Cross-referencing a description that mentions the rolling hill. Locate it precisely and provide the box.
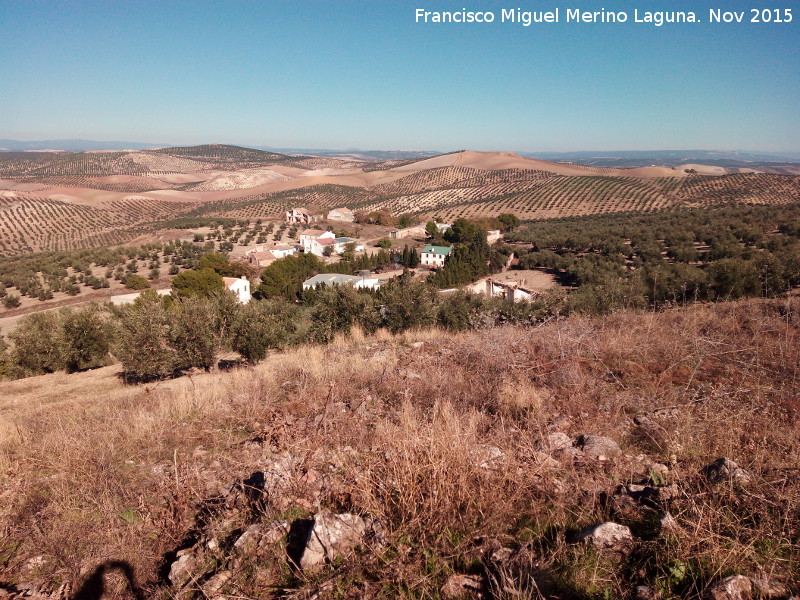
[1,144,799,255]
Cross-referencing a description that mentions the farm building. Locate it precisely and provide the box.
[245,244,296,267]
[285,207,319,224]
[389,225,427,240]
[245,251,275,267]
[468,277,538,302]
[223,276,251,304]
[420,245,451,268]
[302,273,381,291]
[327,207,355,222]
[307,236,362,257]
[307,236,337,257]
[110,288,172,306]
[300,229,334,252]
[486,229,502,244]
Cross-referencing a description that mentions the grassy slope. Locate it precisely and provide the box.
[1,298,798,597]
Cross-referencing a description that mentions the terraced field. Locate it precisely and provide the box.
[0,194,198,255]
[676,173,800,205]
[1,145,798,257]
[0,152,151,177]
[187,184,377,220]
[370,166,553,197]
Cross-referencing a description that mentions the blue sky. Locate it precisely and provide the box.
[1,0,798,152]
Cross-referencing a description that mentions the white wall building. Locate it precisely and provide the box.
[420,245,452,268]
[468,277,538,302]
[223,276,251,304]
[302,273,381,290]
[110,288,172,306]
[327,207,355,222]
[300,229,335,252]
[486,229,502,244]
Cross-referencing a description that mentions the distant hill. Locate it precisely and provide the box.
[1,145,799,256]
[0,139,170,152]
[255,146,444,161]
[523,149,800,171]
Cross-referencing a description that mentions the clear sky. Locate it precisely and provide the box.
[1,0,798,152]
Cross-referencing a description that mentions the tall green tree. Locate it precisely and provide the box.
[258,253,324,301]
[170,297,229,370]
[10,312,65,375]
[379,278,437,334]
[172,268,225,299]
[115,296,176,379]
[61,304,114,372]
[232,299,306,363]
[308,285,380,343]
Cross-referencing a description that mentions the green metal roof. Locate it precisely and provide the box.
[421,245,451,256]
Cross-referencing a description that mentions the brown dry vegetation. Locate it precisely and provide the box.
[1,298,798,598]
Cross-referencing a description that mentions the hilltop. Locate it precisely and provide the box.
[0,298,797,598]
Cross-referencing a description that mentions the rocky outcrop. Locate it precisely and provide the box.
[706,575,791,600]
[577,435,622,461]
[703,458,752,486]
[294,512,384,571]
[573,522,634,550]
[441,573,485,599]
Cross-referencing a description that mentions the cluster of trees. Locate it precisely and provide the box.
[0,277,557,381]
[256,246,421,301]
[0,239,227,308]
[509,203,800,312]
[2,304,115,378]
[427,219,512,288]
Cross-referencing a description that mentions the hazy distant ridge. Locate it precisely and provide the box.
[0,139,170,152]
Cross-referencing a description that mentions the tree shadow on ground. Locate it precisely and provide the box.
[71,560,144,600]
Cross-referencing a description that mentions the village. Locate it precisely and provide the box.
[207,206,552,304]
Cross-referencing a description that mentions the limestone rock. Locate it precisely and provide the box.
[659,512,679,532]
[201,570,232,596]
[648,462,670,484]
[168,549,198,587]
[441,573,484,599]
[297,512,381,570]
[750,578,789,598]
[531,450,561,470]
[233,523,263,554]
[539,432,572,452]
[574,522,633,550]
[472,445,505,469]
[578,435,622,460]
[703,458,752,486]
[706,575,752,600]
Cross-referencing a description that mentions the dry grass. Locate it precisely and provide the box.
[1,298,798,598]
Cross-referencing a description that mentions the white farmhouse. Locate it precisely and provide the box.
[223,276,251,304]
[420,245,452,268]
[300,229,335,252]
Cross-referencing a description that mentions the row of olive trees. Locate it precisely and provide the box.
[1,291,300,380]
[1,279,560,381]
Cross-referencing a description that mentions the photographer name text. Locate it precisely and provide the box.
[414,7,794,27]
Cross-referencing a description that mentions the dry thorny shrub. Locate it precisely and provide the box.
[0,298,797,597]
